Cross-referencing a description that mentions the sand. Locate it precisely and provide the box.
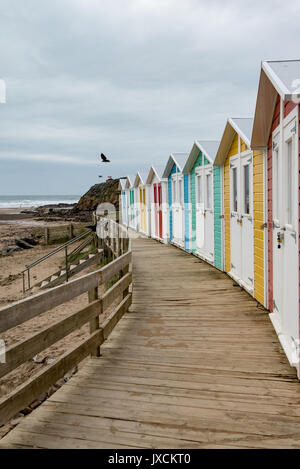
[0,209,118,438]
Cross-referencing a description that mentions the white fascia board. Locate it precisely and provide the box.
[228,118,251,148]
[262,61,290,99]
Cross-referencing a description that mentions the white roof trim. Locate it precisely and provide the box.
[133,171,147,187]
[195,141,216,164]
[214,118,252,166]
[162,153,189,178]
[262,61,290,99]
[146,165,166,184]
[182,140,219,174]
[125,176,134,189]
[118,179,126,190]
[228,118,251,148]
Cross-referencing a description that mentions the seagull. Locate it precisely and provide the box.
[100,153,110,163]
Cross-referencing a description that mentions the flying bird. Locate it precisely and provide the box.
[100,153,110,163]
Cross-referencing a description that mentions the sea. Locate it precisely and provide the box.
[0,195,80,209]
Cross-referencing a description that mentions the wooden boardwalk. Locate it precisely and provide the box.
[1,237,300,449]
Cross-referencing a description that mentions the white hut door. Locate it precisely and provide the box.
[204,166,214,263]
[172,174,184,246]
[230,157,242,281]
[195,169,204,254]
[272,113,299,351]
[195,166,214,262]
[240,153,254,291]
[230,153,253,291]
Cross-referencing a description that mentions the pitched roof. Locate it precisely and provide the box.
[145,164,167,184]
[251,59,300,148]
[118,179,126,190]
[133,171,148,187]
[125,175,135,189]
[182,140,220,173]
[214,118,253,166]
[162,153,189,178]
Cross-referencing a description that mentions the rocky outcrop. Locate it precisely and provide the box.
[34,179,121,223]
[72,178,120,212]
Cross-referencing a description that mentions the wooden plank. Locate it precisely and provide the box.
[1,237,300,449]
[0,300,102,379]
[102,273,132,312]
[88,287,100,358]
[0,250,131,333]
[0,330,103,426]
[49,250,103,288]
[0,270,100,333]
[100,250,132,283]
[102,294,132,339]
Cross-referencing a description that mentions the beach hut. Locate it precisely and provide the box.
[146,165,169,243]
[182,140,222,269]
[214,117,267,305]
[251,59,300,372]
[124,175,137,230]
[162,154,189,251]
[118,179,128,226]
[133,171,151,236]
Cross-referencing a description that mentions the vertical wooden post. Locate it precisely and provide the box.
[45,227,49,245]
[65,247,69,282]
[117,224,122,257]
[68,223,74,240]
[88,287,101,357]
[113,223,116,259]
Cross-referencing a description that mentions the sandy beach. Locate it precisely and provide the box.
[0,208,73,304]
[0,208,116,438]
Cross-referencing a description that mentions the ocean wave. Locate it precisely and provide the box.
[0,199,79,208]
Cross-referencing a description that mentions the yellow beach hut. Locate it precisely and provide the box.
[214,118,267,307]
[133,171,151,237]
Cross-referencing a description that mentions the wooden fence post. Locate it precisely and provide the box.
[88,287,101,357]
[68,223,74,240]
[45,227,49,245]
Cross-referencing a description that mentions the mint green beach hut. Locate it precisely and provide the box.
[182,140,223,270]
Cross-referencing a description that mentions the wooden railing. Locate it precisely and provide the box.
[0,221,132,426]
[21,229,94,292]
[97,217,129,260]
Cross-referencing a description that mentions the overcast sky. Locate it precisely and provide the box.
[0,0,300,195]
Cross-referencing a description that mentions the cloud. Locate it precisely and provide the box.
[0,0,300,193]
[0,151,96,165]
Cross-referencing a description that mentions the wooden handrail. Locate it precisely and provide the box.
[0,250,131,333]
[0,219,132,426]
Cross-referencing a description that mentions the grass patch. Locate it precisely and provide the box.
[62,245,96,267]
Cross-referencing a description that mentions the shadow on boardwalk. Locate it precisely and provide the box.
[1,238,300,449]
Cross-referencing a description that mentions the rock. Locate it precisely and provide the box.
[37,392,48,403]
[30,400,41,409]
[56,378,65,388]
[11,415,24,426]
[22,237,38,246]
[15,238,34,249]
[47,386,58,397]
[33,355,45,364]
[46,358,55,365]
[73,179,120,212]
[21,407,32,416]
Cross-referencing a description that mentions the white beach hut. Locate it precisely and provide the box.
[133,171,151,237]
[146,165,169,243]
